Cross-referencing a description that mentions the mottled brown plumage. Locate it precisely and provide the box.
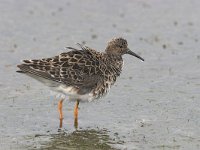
[17,37,144,101]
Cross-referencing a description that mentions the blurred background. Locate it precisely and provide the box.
[0,0,200,149]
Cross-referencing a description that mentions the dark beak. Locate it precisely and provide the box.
[126,49,144,61]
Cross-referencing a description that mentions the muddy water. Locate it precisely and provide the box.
[0,0,200,149]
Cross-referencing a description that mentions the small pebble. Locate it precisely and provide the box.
[112,24,117,28]
[91,34,97,39]
[162,44,167,49]
[174,21,178,26]
[13,44,17,48]
[178,42,183,45]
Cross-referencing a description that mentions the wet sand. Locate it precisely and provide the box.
[0,0,200,149]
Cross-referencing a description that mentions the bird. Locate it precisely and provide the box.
[17,37,144,128]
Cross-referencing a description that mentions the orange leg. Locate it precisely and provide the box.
[58,99,64,128]
[74,100,79,129]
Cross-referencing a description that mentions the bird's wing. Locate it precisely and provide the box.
[58,49,105,86]
[17,48,105,90]
[17,55,61,82]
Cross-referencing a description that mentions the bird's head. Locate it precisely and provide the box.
[105,37,144,61]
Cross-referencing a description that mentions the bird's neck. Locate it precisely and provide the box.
[102,53,123,76]
[105,53,123,63]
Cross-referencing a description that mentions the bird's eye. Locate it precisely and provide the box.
[119,45,123,48]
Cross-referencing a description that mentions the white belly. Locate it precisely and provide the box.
[54,85,95,102]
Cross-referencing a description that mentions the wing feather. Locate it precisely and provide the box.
[17,47,105,91]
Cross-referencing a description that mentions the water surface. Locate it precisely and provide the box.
[0,0,200,149]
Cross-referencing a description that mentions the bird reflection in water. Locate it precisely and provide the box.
[29,129,123,150]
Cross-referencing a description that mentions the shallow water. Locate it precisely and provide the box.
[0,0,200,149]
